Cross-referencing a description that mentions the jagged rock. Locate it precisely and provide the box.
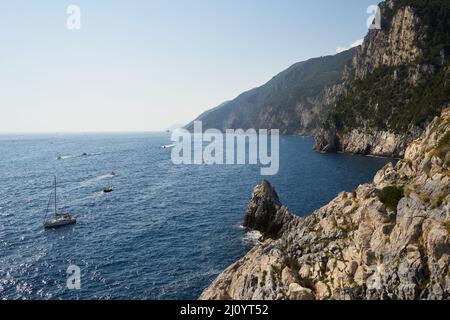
[354,3,422,79]
[313,126,338,153]
[281,267,296,287]
[200,107,450,300]
[287,283,314,300]
[243,180,293,238]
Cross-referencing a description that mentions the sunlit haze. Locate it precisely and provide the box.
[0,0,375,132]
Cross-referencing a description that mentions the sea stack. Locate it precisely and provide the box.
[243,180,292,239]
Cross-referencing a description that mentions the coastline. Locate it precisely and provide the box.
[200,108,450,300]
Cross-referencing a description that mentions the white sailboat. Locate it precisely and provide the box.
[43,176,76,228]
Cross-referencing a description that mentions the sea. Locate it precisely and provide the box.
[0,133,393,299]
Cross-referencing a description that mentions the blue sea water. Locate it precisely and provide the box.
[0,133,392,299]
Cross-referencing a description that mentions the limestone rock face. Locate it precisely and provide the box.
[243,180,293,239]
[200,108,450,300]
[354,4,422,79]
[313,126,339,153]
[315,128,421,158]
[314,1,449,158]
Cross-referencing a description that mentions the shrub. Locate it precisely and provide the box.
[431,194,446,209]
[442,221,450,234]
[435,132,450,160]
[260,270,267,287]
[379,186,404,212]
[419,193,431,203]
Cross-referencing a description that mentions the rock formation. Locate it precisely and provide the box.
[200,107,450,300]
[243,180,293,239]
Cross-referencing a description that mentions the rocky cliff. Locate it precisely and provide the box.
[200,107,450,300]
[314,0,450,157]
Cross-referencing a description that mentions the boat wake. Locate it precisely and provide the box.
[161,144,176,149]
[242,230,263,246]
[56,152,102,160]
[95,172,116,181]
[79,172,116,187]
[56,155,76,160]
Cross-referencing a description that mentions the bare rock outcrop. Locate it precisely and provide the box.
[243,180,293,239]
[200,107,450,300]
[315,127,421,158]
[354,3,423,80]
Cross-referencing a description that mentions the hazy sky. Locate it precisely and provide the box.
[0,0,376,132]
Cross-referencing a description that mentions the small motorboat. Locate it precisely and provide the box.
[57,156,63,160]
[44,177,76,229]
[103,172,115,193]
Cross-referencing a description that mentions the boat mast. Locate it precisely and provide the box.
[54,176,57,216]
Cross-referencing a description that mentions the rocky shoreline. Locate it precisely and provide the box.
[200,108,450,300]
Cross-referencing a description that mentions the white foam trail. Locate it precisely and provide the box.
[56,152,102,160]
[57,155,76,160]
[79,172,115,187]
[95,173,115,181]
[161,144,176,149]
[242,230,263,245]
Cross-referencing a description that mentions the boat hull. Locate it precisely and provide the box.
[44,218,76,229]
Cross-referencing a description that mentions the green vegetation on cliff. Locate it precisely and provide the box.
[328,59,450,133]
[379,186,404,212]
[386,0,450,62]
[326,0,450,134]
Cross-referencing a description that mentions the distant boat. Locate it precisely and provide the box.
[43,176,76,229]
[161,144,176,149]
[57,156,63,160]
[103,173,114,193]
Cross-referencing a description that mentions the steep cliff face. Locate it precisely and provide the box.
[315,0,450,157]
[354,3,423,79]
[200,107,450,300]
[185,49,355,135]
[243,180,293,239]
[314,126,416,157]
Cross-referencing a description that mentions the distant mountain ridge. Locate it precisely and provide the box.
[185,48,356,135]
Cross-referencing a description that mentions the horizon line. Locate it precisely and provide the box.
[0,130,171,135]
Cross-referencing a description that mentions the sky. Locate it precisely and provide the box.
[0,0,378,133]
